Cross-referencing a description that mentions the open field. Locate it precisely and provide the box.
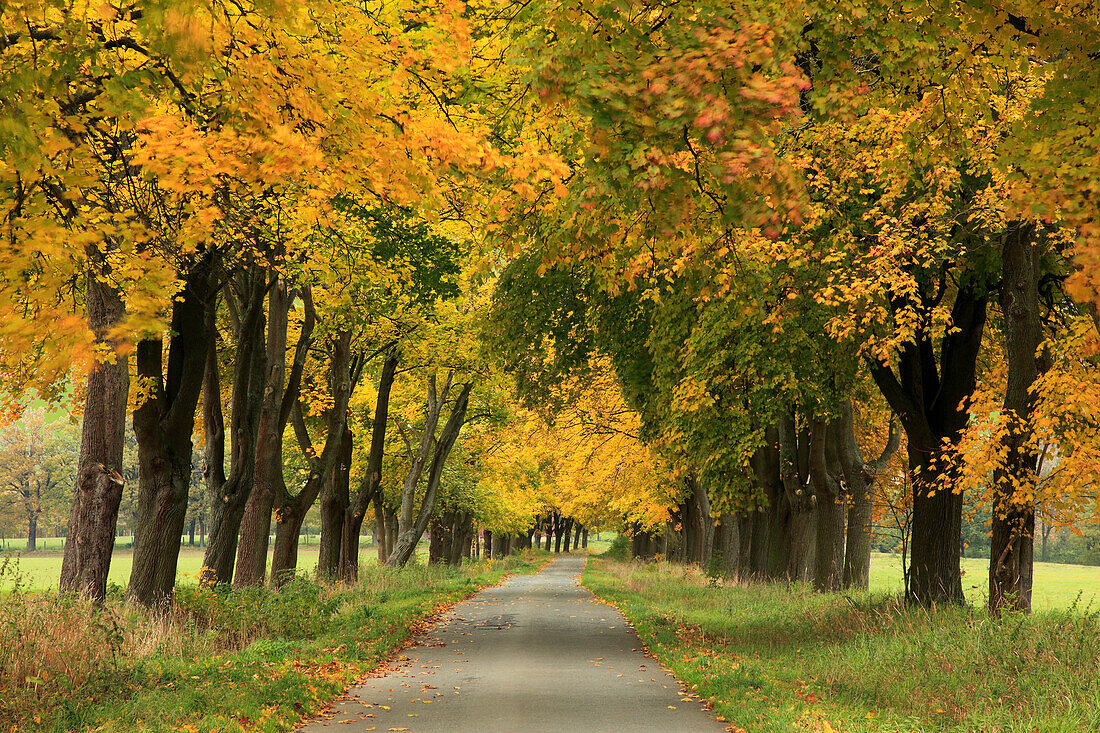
[868,552,1100,610]
[6,540,1096,608]
[1,539,429,590]
[584,557,1100,733]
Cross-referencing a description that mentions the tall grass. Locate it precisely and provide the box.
[584,558,1100,732]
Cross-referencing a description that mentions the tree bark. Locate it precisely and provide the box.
[716,514,740,580]
[869,282,987,605]
[271,329,359,586]
[560,517,575,554]
[990,223,1045,615]
[60,270,128,604]
[779,412,814,582]
[318,425,352,578]
[839,400,900,590]
[387,381,473,567]
[128,261,215,607]
[340,351,398,581]
[810,416,845,592]
[234,283,314,587]
[200,275,268,586]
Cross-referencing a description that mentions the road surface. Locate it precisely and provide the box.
[299,555,725,732]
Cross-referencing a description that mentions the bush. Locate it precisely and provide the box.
[602,534,631,560]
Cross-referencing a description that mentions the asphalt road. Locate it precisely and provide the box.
[298,555,726,732]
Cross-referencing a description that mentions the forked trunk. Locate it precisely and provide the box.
[128,262,214,607]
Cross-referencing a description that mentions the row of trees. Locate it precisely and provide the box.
[484,0,1100,614]
[4,1,1100,617]
[0,0,562,605]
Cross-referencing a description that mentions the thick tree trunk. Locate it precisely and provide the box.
[200,275,267,586]
[840,401,899,591]
[341,352,398,581]
[271,329,358,586]
[128,263,214,607]
[60,271,128,604]
[429,519,446,564]
[842,486,874,590]
[690,476,713,567]
[811,417,846,593]
[385,506,397,559]
[582,527,588,548]
[716,514,740,580]
[318,426,352,578]
[779,413,814,582]
[870,285,987,606]
[738,513,755,578]
[233,282,313,587]
[270,505,307,585]
[560,517,574,554]
[990,223,1044,615]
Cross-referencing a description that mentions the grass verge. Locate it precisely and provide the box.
[1,551,548,732]
[583,557,1100,733]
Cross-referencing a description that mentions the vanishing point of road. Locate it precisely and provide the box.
[299,555,726,732]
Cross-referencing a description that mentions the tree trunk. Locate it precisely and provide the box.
[582,527,588,548]
[779,412,814,582]
[689,476,713,567]
[869,284,987,606]
[376,504,390,562]
[60,270,128,604]
[839,400,900,591]
[811,416,846,593]
[560,517,574,554]
[318,425,352,578]
[128,263,214,607]
[385,506,397,560]
[341,352,398,581]
[429,518,446,564]
[387,381,474,567]
[233,282,314,587]
[23,510,37,552]
[200,275,268,586]
[716,514,740,580]
[271,328,358,586]
[990,223,1045,615]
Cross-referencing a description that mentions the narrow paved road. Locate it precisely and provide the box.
[299,555,725,732]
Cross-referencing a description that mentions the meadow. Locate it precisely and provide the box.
[867,552,1100,610]
[0,537,424,590]
[584,557,1100,732]
[6,540,1097,609]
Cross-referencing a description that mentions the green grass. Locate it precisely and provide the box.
[868,552,1100,610]
[583,557,1100,733]
[1,550,549,732]
[1,539,426,591]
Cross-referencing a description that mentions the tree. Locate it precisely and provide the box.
[0,410,78,551]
